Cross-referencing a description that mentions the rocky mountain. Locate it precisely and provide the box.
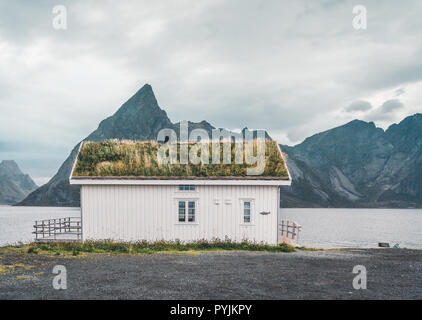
[17,83,422,208]
[17,84,215,207]
[0,160,37,205]
[280,114,422,208]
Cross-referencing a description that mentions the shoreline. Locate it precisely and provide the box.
[2,207,422,249]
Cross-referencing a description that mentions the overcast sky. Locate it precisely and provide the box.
[1,0,422,185]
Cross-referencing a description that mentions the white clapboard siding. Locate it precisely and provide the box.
[81,185,279,244]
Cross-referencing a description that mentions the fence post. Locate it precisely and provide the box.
[297,226,300,242]
[77,221,80,241]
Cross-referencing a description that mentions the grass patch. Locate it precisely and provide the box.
[296,246,324,251]
[0,263,35,275]
[73,140,288,178]
[0,265,10,275]
[16,275,31,281]
[4,240,296,256]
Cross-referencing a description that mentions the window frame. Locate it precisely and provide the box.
[176,185,198,193]
[175,198,199,225]
[239,198,255,226]
[243,201,251,223]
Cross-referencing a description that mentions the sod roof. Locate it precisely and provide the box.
[72,140,289,180]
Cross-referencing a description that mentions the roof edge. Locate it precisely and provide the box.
[69,141,84,184]
[277,143,292,182]
[70,178,291,186]
[70,175,289,181]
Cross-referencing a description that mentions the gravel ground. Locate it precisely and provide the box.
[0,248,421,299]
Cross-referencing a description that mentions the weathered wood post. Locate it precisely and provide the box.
[77,221,81,241]
[297,225,301,242]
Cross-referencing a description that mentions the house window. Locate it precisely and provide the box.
[188,201,195,222]
[243,201,251,223]
[178,201,186,222]
[178,200,196,222]
[178,185,196,191]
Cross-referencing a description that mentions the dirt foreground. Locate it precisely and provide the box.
[1,248,421,299]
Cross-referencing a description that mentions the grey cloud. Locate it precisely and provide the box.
[365,99,405,121]
[0,0,421,180]
[395,88,405,96]
[345,100,373,112]
[381,99,404,113]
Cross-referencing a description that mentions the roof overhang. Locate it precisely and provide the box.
[69,177,291,186]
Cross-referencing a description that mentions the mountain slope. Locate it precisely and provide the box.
[18,82,422,208]
[280,114,422,208]
[0,160,38,205]
[17,84,212,207]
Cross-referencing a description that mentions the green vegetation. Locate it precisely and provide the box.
[73,139,288,178]
[0,263,35,275]
[296,246,324,251]
[2,240,296,256]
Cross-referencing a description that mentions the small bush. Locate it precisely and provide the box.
[27,246,40,254]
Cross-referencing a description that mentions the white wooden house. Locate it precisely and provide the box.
[69,140,291,245]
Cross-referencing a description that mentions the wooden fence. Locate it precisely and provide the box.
[279,220,301,243]
[33,217,82,242]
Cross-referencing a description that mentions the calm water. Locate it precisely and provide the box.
[281,208,422,249]
[0,206,80,246]
[0,206,421,248]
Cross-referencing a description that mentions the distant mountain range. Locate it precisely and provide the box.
[280,114,422,208]
[0,160,37,205]
[16,84,422,208]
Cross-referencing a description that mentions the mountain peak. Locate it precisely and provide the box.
[119,83,158,113]
[387,113,422,132]
[344,119,376,129]
[0,160,21,175]
[0,160,37,204]
[86,84,173,142]
[385,113,422,149]
[133,83,153,97]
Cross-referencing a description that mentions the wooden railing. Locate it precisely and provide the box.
[279,220,301,243]
[33,217,82,242]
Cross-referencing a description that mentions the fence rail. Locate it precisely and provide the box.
[279,220,301,244]
[33,217,82,242]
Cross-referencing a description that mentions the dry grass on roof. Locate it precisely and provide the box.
[72,139,288,178]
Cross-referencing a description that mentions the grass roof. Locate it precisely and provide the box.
[72,140,289,179]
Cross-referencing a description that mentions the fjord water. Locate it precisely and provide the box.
[0,206,421,248]
[0,206,80,246]
[281,208,422,249]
